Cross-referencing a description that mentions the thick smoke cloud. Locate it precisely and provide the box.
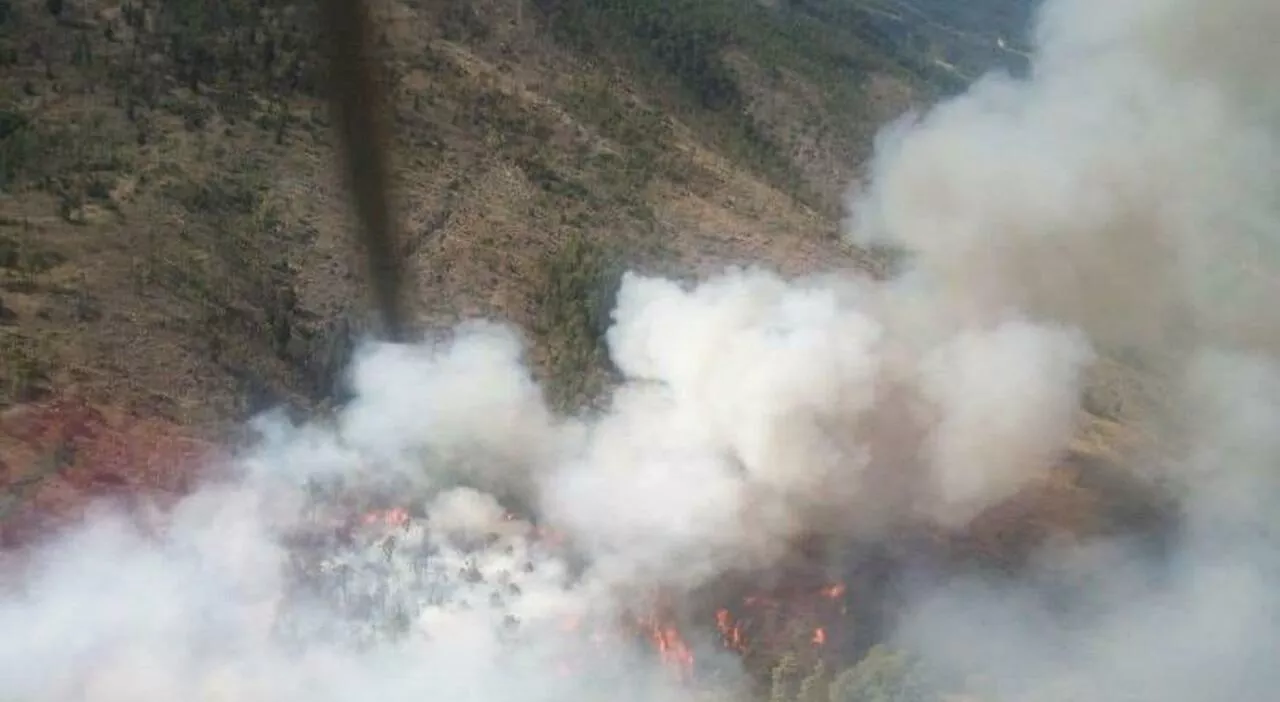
[850,0,1280,699]
[2,0,1279,699]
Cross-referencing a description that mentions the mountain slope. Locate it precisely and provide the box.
[0,0,948,430]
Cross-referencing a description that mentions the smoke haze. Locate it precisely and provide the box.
[4,0,1280,700]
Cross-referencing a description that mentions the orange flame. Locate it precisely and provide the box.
[715,608,746,652]
[361,507,410,527]
[352,507,855,678]
[820,583,846,599]
[637,615,694,679]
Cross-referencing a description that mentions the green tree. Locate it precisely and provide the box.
[829,646,937,702]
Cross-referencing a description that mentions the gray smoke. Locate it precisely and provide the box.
[849,0,1280,699]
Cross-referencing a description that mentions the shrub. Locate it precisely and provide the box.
[0,110,33,191]
[538,0,743,110]
[829,646,937,702]
[764,646,942,702]
[533,231,625,409]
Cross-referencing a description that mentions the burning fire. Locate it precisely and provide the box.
[636,614,695,679]
[347,503,852,682]
[716,608,746,651]
[361,507,410,527]
[719,581,848,646]
[633,575,850,681]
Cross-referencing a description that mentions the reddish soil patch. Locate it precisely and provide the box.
[0,395,217,549]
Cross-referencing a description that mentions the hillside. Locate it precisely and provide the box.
[0,0,979,581]
[0,0,957,431]
[1,0,1236,700]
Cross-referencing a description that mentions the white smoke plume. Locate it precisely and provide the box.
[846,0,1280,699]
[2,0,1279,699]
